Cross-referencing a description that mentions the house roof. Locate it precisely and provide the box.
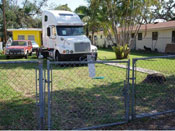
[118,21,175,32]
[138,21,175,31]
[7,28,42,32]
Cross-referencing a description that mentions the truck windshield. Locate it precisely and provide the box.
[56,26,84,36]
[11,41,27,46]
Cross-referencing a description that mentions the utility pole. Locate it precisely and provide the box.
[2,0,7,46]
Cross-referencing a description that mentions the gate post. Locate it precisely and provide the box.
[126,59,130,121]
[47,60,51,129]
[38,60,44,129]
[131,59,136,120]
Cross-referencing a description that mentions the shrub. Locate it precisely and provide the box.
[112,44,130,59]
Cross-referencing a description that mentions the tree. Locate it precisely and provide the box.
[85,0,160,59]
[75,2,101,44]
[98,0,159,45]
[153,0,175,21]
[0,0,47,29]
[54,4,71,11]
[75,6,90,36]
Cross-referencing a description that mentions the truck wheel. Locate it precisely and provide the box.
[55,51,61,61]
[95,53,98,61]
[36,49,39,58]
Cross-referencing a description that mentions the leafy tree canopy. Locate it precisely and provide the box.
[153,0,175,21]
[54,4,71,11]
[0,0,47,29]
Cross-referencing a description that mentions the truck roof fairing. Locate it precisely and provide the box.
[44,10,84,26]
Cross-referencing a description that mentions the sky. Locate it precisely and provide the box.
[17,0,89,11]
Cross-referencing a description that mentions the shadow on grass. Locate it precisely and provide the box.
[50,81,126,130]
[0,81,126,130]
[135,75,175,115]
[0,98,38,130]
[1,72,174,129]
[130,50,163,57]
[0,54,38,60]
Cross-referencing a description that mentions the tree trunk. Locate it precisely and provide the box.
[91,31,94,45]
[86,25,89,37]
[2,0,7,46]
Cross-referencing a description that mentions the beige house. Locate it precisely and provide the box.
[95,21,175,53]
[133,21,175,53]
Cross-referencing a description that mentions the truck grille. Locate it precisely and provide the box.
[74,42,90,52]
[9,49,22,54]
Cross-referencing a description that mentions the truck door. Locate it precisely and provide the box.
[47,26,57,49]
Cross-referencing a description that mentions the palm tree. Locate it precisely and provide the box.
[75,2,101,45]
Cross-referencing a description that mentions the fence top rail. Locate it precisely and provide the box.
[0,60,39,64]
[48,60,129,65]
[133,55,175,61]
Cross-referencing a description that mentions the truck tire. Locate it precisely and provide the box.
[36,49,39,58]
[95,53,98,61]
[55,51,61,61]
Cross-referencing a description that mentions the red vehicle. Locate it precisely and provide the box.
[5,40,33,59]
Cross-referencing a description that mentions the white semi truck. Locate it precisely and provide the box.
[39,10,97,61]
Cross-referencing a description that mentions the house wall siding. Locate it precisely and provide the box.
[136,29,173,52]
[12,30,42,47]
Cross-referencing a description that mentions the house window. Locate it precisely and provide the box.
[172,31,175,43]
[138,33,142,40]
[28,35,35,41]
[18,35,25,40]
[152,32,158,40]
[94,35,97,40]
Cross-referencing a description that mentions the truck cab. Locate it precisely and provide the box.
[41,10,97,61]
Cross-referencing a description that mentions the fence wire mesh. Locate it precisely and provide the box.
[0,61,40,130]
[47,61,129,130]
[132,56,175,118]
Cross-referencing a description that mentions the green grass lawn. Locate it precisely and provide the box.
[97,48,162,60]
[0,49,175,129]
[0,63,38,129]
[98,48,175,75]
[0,54,37,61]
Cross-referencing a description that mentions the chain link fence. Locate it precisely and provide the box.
[46,60,130,130]
[1,55,175,130]
[131,55,175,119]
[0,60,41,129]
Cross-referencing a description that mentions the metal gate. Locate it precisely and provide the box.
[46,60,130,130]
[0,60,43,129]
[131,55,175,119]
